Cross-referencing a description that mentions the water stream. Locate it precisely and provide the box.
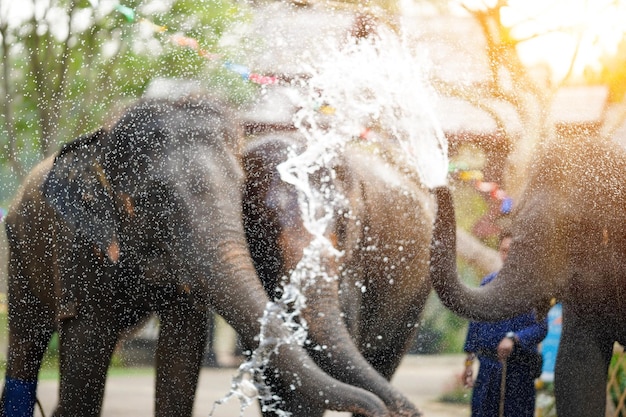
[212,14,448,417]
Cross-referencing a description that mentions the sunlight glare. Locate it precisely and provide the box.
[500,0,626,79]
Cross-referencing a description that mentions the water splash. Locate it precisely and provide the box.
[210,241,340,416]
[289,23,449,190]
[212,18,448,417]
[210,301,304,417]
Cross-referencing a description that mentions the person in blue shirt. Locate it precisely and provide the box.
[463,230,548,417]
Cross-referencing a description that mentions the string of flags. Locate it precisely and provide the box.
[449,164,513,214]
[113,3,368,125]
[114,4,279,85]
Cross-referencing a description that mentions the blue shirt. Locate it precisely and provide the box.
[464,272,548,417]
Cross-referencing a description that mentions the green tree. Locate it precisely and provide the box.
[0,0,253,203]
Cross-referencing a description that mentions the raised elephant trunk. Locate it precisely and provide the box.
[429,135,626,417]
[430,187,550,322]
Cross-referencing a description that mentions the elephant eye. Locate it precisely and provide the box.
[134,181,177,210]
[144,243,166,259]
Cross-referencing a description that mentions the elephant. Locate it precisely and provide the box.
[0,95,392,417]
[242,133,435,417]
[429,133,626,417]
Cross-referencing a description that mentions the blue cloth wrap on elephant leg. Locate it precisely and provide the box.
[3,377,37,417]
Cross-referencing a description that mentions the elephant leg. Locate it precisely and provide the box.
[554,307,612,417]
[53,313,120,417]
[360,337,412,381]
[154,301,209,417]
[357,304,422,381]
[1,269,55,417]
[357,281,429,380]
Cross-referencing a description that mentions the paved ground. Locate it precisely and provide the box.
[27,354,470,417]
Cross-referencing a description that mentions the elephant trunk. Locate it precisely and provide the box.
[430,187,546,322]
[302,271,421,416]
[193,238,390,417]
[264,312,391,417]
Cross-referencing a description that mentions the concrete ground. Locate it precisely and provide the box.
[27,354,470,417]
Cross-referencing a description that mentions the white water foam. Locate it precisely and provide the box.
[213,19,448,417]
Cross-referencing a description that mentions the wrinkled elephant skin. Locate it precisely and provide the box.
[430,135,626,417]
[0,97,389,417]
[243,134,435,417]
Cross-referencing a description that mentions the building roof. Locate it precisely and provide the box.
[225,6,609,137]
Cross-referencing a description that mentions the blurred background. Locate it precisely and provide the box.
[1,0,626,414]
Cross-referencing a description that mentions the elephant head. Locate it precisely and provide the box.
[430,134,626,417]
[243,133,435,417]
[2,96,390,417]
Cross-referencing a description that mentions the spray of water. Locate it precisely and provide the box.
[212,19,448,417]
[290,24,449,189]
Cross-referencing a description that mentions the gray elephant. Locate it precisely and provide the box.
[0,96,391,417]
[429,134,626,417]
[243,134,435,417]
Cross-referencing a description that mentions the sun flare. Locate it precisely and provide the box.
[458,0,626,81]
[502,0,626,79]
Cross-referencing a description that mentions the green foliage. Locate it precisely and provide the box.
[0,0,254,204]
[453,181,488,233]
[609,352,626,416]
[40,334,60,372]
[535,381,557,417]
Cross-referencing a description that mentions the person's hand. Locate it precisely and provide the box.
[463,365,474,388]
[497,336,515,361]
[462,355,475,388]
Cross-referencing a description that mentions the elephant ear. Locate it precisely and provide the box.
[43,129,119,259]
